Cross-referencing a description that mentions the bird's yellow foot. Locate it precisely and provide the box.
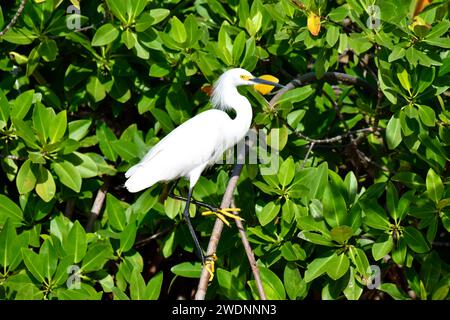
[202,208,243,227]
[204,253,218,282]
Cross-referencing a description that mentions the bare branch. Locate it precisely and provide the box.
[86,180,109,232]
[0,0,27,37]
[232,198,266,300]
[195,160,245,300]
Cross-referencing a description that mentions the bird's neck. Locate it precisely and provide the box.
[224,87,253,142]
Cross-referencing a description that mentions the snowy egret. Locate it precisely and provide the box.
[125,68,284,279]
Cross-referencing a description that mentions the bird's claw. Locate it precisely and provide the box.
[201,208,243,227]
[204,253,218,282]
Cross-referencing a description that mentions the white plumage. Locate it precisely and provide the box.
[125,68,266,193]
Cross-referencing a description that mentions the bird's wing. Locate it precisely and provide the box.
[125,110,231,179]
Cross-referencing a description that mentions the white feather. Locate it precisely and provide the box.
[124,68,255,193]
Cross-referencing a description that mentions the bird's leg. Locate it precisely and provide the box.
[183,188,216,282]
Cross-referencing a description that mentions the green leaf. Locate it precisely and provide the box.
[343,267,363,300]
[32,103,51,143]
[73,152,98,178]
[327,253,350,280]
[92,23,120,46]
[348,247,369,278]
[96,123,118,161]
[326,25,339,47]
[169,16,187,43]
[421,252,441,294]
[372,236,394,261]
[278,157,295,188]
[48,110,67,143]
[304,251,335,282]
[386,114,402,149]
[396,66,412,94]
[403,226,430,253]
[171,262,202,278]
[344,171,358,204]
[86,76,106,102]
[392,238,407,265]
[388,47,406,62]
[119,221,137,253]
[322,183,347,228]
[362,201,391,230]
[0,195,24,227]
[308,162,328,199]
[276,86,314,105]
[284,263,307,300]
[129,269,146,300]
[426,168,444,204]
[217,268,249,300]
[330,225,353,244]
[296,215,330,235]
[52,161,82,192]
[392,172,425,189]
[81,243,114,272]
[417,105,436,127]
[16,159,37,194]
[0,89,10,129]
[127,0,147,21]
[11,89,34,121]
[245,11,262,37]
[232,31,246,65]
[2,28,38,45]
[386,182,398,221]
[379,283,410,300]
[0,220,24,272]
[298,231,335,246]
[21,248,45,283]
[106,0,127,24]
[39,39,58,62]
[148,9,170,25]
[40,239,58,282]
[145,271,163,300]
[68,119,92,141]
[106,193,127,231]
[256,201,280,226]
[64,220,87,264]
[258,266,286,300]
[281,242,306,261]
[150,108,174,133]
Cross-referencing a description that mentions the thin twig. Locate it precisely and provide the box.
[86,180,109,232]
[301,142,315,169]
[232,197,266,300]
[0,0,27,37]
[134,226,174,248]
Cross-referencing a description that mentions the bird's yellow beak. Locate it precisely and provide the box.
[252,75,283,95]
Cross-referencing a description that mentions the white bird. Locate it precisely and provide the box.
[125,68,283,277]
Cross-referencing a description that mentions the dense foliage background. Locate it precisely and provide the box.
[0,0,449,300]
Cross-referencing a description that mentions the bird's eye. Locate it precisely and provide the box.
[240,75,252,81]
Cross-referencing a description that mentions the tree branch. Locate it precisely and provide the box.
[232,197,266,300]
[195,160,245,300]
[86,180,109,232]
[0,0,27,37]
[269,71,377,110]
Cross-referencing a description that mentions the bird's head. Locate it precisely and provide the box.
[212,68,284,109]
